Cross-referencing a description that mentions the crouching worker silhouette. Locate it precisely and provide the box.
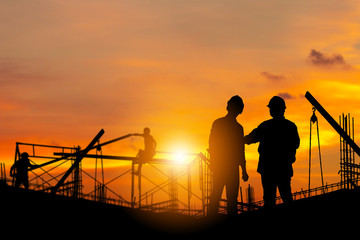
[133,127,157,175]
[245,96,300,208]
[208,95,249,216]
[10,152,37,190]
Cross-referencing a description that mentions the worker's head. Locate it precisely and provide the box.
[267,96,286,118]
[143,127,150,136]
[227,95,244,117]
[20,152,29,159]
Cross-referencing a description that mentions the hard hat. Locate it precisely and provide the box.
[20,152,29,158]
[227,95,244,110]
[267,96,286,109]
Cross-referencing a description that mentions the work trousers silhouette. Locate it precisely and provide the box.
[209,168,239,216]
[15,175,29,189]
[261,173,293,208]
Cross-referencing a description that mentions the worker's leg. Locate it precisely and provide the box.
[226,170,239,216]
[14,177,21,188]
[134,150,144,175]
[278,176,293,205]
[208,171,225,216]
[23,177,29,190]
[261,174,277,208]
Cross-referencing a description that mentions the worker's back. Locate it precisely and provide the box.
[209,115,245,172]
[246,117,300,177]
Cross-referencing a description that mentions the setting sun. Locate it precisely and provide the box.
[173,150,188,164]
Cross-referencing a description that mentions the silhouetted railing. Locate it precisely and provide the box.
[253,180,355,207]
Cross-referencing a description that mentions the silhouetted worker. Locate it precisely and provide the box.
[208,95,249,216]
[133,127,157,174]
[10,152,36,189]
[245,96,300,208]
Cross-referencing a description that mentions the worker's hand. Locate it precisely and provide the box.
[242,171,249,182]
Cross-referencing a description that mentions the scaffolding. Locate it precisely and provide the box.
[9,131,218,216]
[13,142,81,195]
[339,113,360,189]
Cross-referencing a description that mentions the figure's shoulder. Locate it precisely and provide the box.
[284,119,298,128]
[258,119,273,127]
[212,116,226,126]
[262,119,273,124]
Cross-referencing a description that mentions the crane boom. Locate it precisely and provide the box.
[305,91,360,156]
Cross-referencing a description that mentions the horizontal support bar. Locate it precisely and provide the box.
[54,153,182,165]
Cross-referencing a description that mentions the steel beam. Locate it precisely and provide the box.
[54,153,182,165]
[51,129,105,194]
[91,134,133,150]
[305,91,360,156]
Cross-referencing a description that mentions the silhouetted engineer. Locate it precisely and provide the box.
[10,152,37,190]
[133,127,157,174]
[245,96,300,208]
[208,95,249,216]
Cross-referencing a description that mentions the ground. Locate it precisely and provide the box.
[1,182,359,238]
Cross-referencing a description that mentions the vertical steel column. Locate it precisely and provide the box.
[187,164,191,215]
[138,163,142,209]
[131,160,135,208]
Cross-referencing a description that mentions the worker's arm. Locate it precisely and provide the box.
[132,133,143,137]
[28,159,38,171]
[244,126,261,145]
[239,126,249,182]
[10,163,16,177]
[239,153,248,182]
[293,125,300,150]
[208,121,218,155]
[153,139,157,151]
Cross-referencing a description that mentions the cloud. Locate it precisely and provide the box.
[353,42,360,51]
[278,92,295,100]
[307,49,352,69]
[0,58,19,75]
[0,58,52,86]
[261,72,286,82]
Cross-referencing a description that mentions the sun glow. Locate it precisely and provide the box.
[173,151,187,164]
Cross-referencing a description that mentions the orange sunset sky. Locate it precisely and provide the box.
[1,1,360,198]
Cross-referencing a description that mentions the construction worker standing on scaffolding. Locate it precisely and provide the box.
[133,127,157,174]
[245,96,300,208]
[10,152,36,190]
[208,95,249,216]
